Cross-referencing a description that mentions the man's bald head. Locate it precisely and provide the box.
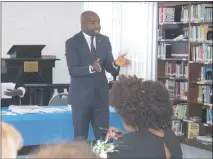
[80,11,101,36]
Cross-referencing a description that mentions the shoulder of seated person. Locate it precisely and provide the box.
[114,132,135,145]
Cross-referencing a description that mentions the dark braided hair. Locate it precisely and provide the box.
[109,75,173,130]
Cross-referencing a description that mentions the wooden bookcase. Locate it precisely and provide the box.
[157,2,212,151]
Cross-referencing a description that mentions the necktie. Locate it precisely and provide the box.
[90,36,96,60]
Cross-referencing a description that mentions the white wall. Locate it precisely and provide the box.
[2,2,84,83]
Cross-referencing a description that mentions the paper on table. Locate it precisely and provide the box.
[39,108,69,113]
[1,83,16,99]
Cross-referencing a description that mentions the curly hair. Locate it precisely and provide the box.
[109,75,173,130]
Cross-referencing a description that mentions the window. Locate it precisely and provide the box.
[84,2,158,80]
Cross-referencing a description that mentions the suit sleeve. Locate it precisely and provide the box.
[65,39,91,78]
[103,37,120,77]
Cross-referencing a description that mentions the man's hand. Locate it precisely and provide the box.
[114,53,131,67]
[105,127,123,142]
[4,89,23,97]
[92,58,102,72]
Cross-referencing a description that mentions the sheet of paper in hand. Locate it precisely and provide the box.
[1,83,16,99]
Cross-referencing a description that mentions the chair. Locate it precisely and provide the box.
[48,93,68,106]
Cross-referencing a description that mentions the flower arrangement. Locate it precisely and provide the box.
[92,140,116,158]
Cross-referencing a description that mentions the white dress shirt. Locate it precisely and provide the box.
[82,32,118,73]
[82,32,96,51]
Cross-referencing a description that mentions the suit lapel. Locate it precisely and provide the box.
[79,31,91,53]
[78,32,93,62]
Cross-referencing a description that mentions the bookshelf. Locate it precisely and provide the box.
[157,2,212,151]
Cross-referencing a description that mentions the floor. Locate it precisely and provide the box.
[17,144,212,158]
[181,144,212,158]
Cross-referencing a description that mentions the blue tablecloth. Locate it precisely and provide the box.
[1,106,126,146]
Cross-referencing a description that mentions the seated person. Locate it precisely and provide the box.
[1,83,26,107]
[34,141,100,158]
[1,122,23,158]
[105,75,182,158]
[1,72,43,106]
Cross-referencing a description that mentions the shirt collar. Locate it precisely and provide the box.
[82,31,92,41]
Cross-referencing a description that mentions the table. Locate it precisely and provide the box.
[1,106,126,146]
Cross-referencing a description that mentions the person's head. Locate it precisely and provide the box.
[35,141,100,158]
[109,75,173,132]
[1,122,23,158]
[81,10,101,36]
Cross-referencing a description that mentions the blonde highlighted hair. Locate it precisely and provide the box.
[1,122,23,158]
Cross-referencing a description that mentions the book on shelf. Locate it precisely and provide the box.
[159,7,175,23]
[176,81,188,100]
[166,80,176,99]
[187,122,200,139]
[191,4,213,22]
[198,85,213,104]
[173,103,187,120]
[165,80,188,100]
[190,24,213,41]
[172,120,183,136]
[181,5,189,22]
[183,27,189,37]
[202,108,213,125]
[191,44,212,63]
[165,61,188,78]
[200,65,212,81]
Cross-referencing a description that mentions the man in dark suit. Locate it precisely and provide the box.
[65,11,131,140]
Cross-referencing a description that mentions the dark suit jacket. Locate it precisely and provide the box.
[65,31,119,107]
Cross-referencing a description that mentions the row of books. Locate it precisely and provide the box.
[172,117,212,138]
[200,65,212,80]
[191,4,213,21]
[165,80,188,100]
[158,43,188,59]
[198,85,212,104]
[190,24,213,41]
[172,120,199,138]
[173,104,187,120]
[172,120,198,138]
[160,4,213,23]
[165,61,188,78]
[191,45,212,63]
[181,4,213,22]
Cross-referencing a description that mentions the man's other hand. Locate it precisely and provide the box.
[92,58,102,72]
[114,53,131,67]
[4,89,23,97]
